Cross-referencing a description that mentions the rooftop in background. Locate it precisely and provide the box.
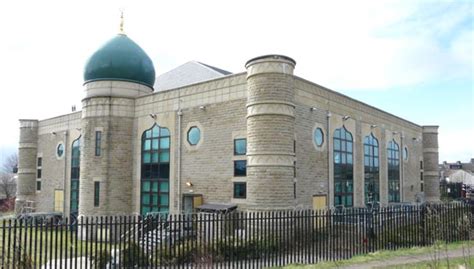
[154,61,232,91]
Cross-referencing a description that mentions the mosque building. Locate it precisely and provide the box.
[15,23,440,217]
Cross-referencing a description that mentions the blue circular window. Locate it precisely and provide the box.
[187,127,201,145]
[57,143,64,157]
[314,128,324,147]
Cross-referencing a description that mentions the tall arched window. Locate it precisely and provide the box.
[334,126,353,207]
[70,136,81,218]
[141,124,170,215]
[364,134,379,204]
[387,140,400,202]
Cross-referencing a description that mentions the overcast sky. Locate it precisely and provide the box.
[0,0,472,164]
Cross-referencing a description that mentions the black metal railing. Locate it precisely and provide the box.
[0,203,472,268]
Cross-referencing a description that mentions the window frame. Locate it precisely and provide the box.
[187,126,201,146]
[94,182,100,207]
[333,126,354,207]
[233,182,247,199]
[387,140,400,203]
[140,124,171,215]
[95,131,102,156]
[233,138,247,155]
[234,160,247,177]
[314,128,324,147]
[363,133,380,204]
[70,136,81,217]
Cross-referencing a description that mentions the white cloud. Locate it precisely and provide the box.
[439,127,474,163]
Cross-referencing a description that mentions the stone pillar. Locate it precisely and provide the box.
[422,126,440,202]
[78,81,145,217]
[15,119,38,214]
[245,55,296,210]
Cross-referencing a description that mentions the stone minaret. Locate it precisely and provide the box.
[245,55,296,210]
[422,125,440,202]
[79,84,145,216]
[15,119,38,213]
[79,32,155,216]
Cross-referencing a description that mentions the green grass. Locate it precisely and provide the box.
[379,255,474,269]
[0,227,118,266]
[280,241,474,269]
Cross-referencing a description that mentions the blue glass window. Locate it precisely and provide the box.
[187,126,201,145]
[234,160,247,177]
[141,124,170,215]
[333,126,353,207]
[234,139,247,155]
[364,134,380,204]
[70,136,81,218]
[387,140,400,202]
[233,182,247,198]
[314,128,324,147]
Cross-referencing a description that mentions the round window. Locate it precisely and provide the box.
[403,147,408,160]
[187,127,201,145]
[314,128,324,147]
[57,143,64,157]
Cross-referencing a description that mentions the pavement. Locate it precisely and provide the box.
[338,246,474,269]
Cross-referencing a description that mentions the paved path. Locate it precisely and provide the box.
[339,247,474,269]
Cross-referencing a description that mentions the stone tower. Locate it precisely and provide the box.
[422,125,440,202]
[245,55,296,210]
[79,33,155,216]
[15,120,39,213]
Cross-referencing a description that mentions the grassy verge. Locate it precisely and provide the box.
[281,240,474,269]
[0,227,118,266]
[379,255,474,269]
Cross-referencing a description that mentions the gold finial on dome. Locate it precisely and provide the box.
[119,10,125,35]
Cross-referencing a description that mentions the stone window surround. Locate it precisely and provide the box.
[184,122,204,151]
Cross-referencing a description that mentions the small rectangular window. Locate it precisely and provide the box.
[94,182,100,207]
[234,160,247,177]
[420,161,423,170]
[293,182,296,199]
[95,131,102,156]
[294,161,296,178]
[37,157,42,167]
[421,182,424,192]
[234,139,247,155]
[233,182,246,199]
[37,169,42,179]
[36,181,41,191]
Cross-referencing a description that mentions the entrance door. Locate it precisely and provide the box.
[183,196,194,214]
[54,190,64,212]
[313,194,327,228]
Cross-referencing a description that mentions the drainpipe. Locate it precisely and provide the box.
[400,133,404,202]
[62,130,68,216]
[327,110,331,208]
[177,101,183,213]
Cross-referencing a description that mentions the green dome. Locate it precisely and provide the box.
[84,34,155,88]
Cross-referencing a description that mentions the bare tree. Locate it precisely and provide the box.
[1,152,18,174]
[0,173,16,198]
[0,153,18,199]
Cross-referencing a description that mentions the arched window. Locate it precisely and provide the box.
[70,136,81,218]
[333,126,353,207]
[387,140,400,202]
[141,124,170,215]
[364,134,379,204]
